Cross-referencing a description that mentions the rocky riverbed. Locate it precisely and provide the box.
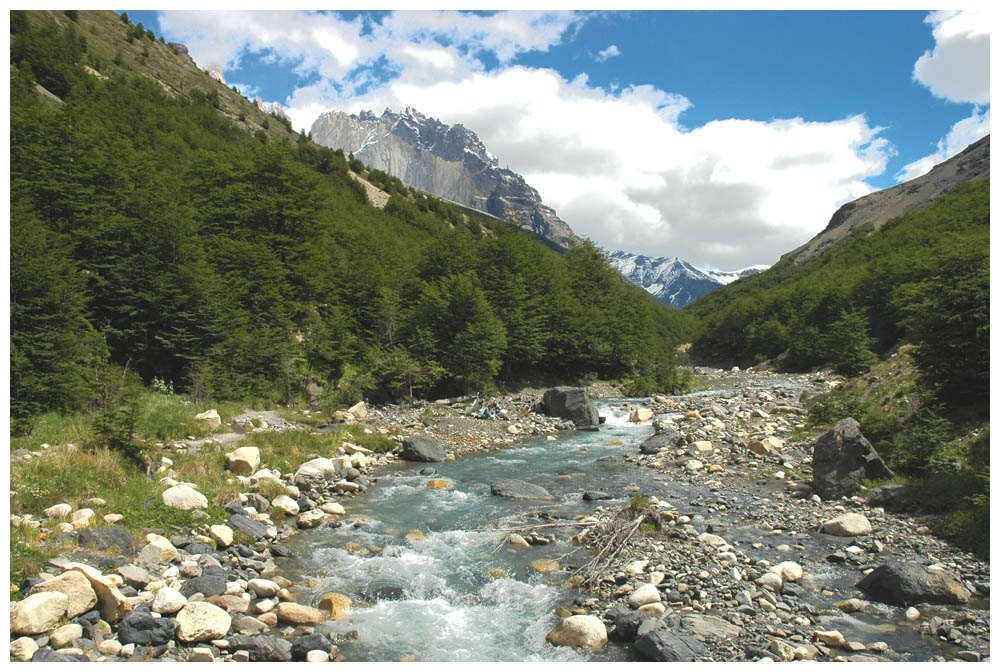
[8,367,990,662]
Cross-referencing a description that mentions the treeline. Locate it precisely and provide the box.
[10,12,693,433]
[688,179,989,412]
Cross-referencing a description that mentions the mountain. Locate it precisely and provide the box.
[310,107,579,248]
[606,251,768,308]
[784,135,990,265]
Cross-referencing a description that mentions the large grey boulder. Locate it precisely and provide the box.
[228,514,268,539]
[117,608,176,646]
[811,418,893,499]
[639,429,684,455]
[634,627,706,662]
[227,634,294,662]
[400,435,446,462]
[490,479,555,501]
[541,387,600,430]
[856,562,971,606]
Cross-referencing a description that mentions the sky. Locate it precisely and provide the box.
[123,4,991,271]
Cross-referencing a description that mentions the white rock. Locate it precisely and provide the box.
[50,622,83,648]
[226,446,261,475]
[248,578,280,599]
[756,572,784,591]
[627,583,661,608]
[138,534,179,566]
[10,636,39,661]
[162,485,207,510]
[152,586,187,614]
[175,602,232,643]
[629,408,654,423]
[271,495,300,515]
[98,639,123,656]
[30,570,98,618]
[698,532,729,548]
[251,468,281,484]
[10,592,69,635]
[625,560,649,575]
[821,513,873,537]
[545,615,608,651]
[297,509,327,529]
[71,508,95,528]
[306,650,330,662]
[773,561,803,582]
[188,647,215,662]
[320,502,346,515]
[347,401,367,419]
[120,643,136,657]
[210,524,234,548]
[44,503,73,519]
[195,408,222,430]
[64,562,129,623]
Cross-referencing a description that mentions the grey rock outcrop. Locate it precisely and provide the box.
[811,418,893,499]
[400,435,447,462]
[310,107,579,248]
[541,387,599,430]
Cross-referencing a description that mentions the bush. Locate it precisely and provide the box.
[91,365,145,463]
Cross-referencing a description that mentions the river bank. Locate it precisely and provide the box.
[9,367,990,662]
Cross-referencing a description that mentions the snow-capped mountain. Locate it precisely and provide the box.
[606,251,768,308]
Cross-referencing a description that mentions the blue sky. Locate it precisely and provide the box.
[124,8,990,269]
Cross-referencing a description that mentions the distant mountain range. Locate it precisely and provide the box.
[310,107,579,248]
[605,251,768,308]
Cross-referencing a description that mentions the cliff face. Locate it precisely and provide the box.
[310,107,579,248]
[784,135,990,264]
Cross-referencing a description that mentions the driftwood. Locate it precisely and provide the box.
[487,520,598,552]
[573,510,649,588]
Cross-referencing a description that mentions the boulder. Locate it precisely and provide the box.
[151,587,187,614]
[297,510,327,529]
[583,491,612,501]
[116,565,152,589]
[138,534,179,566]
[681,613,742,640]
[228,514,268,539]
[30,570,97,619]
[292,632,335,661]
[32,649,87,662]
[628,583,662,608]
[318,592,352,621]
[195,408,222,430]
[541,387,599,429]
[426,479,451,489]
[271,495,300,516]
[45,503,73,519]
[226,446,261,475]
[821,513,873,537]
[634,627,706,662]
[210,524,234,548]
[772,561,804,582]
[629,408,654,423]
[176,601,232,643]
[640,429,683,455]
[181,573,228,598]
[76,526,138,558]
[400,435,446,462]
[347,401,367,420]
[71,508,95,528]
[545,615,608,651]
[811,418,893,499]
[117,608,176,646]
[855,562,971,606]
[530,559,560,574]
[864,484,910,509]
[608,605,651,642]
[10,591,69,635]
[275,602,328,625]
[490,479,555,501]
[226,634,293,662]
[162,485,208,510]
[10,636,39,661]
[296,457,337,479]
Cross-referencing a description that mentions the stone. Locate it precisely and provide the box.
[152,586,187,614]
[292,632,334,661]
[138,534,179,566]
[405,529,425,541]
[697,533,729,548]
[530,559,560,574]
[905,606,920,620]
[195,409,222,430]
[541,387,600,429]
[226,634,293,662]
[629,408,654,423]
[306,650,330,662]
[75,527,138,558]
[64,562,129,623]
[175,602,232,643]
[318,593,351,621]
[117,608,176,646]
[855,562,970,606]
[685,459,704,472]
[628,583,662,608]
[811,418,893,499]
[773,561,803,582]
[252,469,282,485]
[426,479,451,489]
[490,479,554,500]
[634,628,706,662]
[640,429,683,454]
[814,630,846,648]
[681,613,742,640]
[188,647,215,662]
[228,514,268,539]
[248,579,280,599]
[691,440,713,453]
[98,639,123,656]
[582,491,612,501]
[835,598,864,613]
[45,503,73,519]
[226,446,261,475]
[347,401,367,420]
[400,435,447,462]
[747,439,772,456]
[271,495,300,516]
[297,510,327,529]
[181,574,228,598]
[209,524,234,548]
[31,570,98,619]
[275,602,328,625]
[31,649,86,662]
[71,508,95,528]
[50,623,84,648]
[162,485,208,510]
[822,513,873,537]
[10,591,69,635]
[116,565,152,589]
[321,502,346,515]
[10,636,40,661]
[545,615,608,651]
[864,483,910,509]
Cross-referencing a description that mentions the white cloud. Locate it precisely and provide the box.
[913,10,990,104]
[595,44,620,62]
[896,107,991,182]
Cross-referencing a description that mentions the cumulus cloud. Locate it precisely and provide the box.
[896,107,990,182]
[157,9,895,269]
[595,44,620,62]
[913,10,990,104]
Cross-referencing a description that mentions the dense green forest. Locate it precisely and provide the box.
[10,10,695,434]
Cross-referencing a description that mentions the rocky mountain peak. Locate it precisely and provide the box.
[310,106,577,248]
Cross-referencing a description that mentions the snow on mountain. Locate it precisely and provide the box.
[606,251,768,308]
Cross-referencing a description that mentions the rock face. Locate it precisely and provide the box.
[811,418,893,499]
[310,107,579,249]
[541,387,600,430]
[490,479,555,501]
[400,435,447,462]
[784,135,989,265]
[856,562,971,606]
[545,615,608,651]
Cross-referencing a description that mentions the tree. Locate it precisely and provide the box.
[824,309,878,376]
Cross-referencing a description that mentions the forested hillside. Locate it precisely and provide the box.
[10,10,695,434]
